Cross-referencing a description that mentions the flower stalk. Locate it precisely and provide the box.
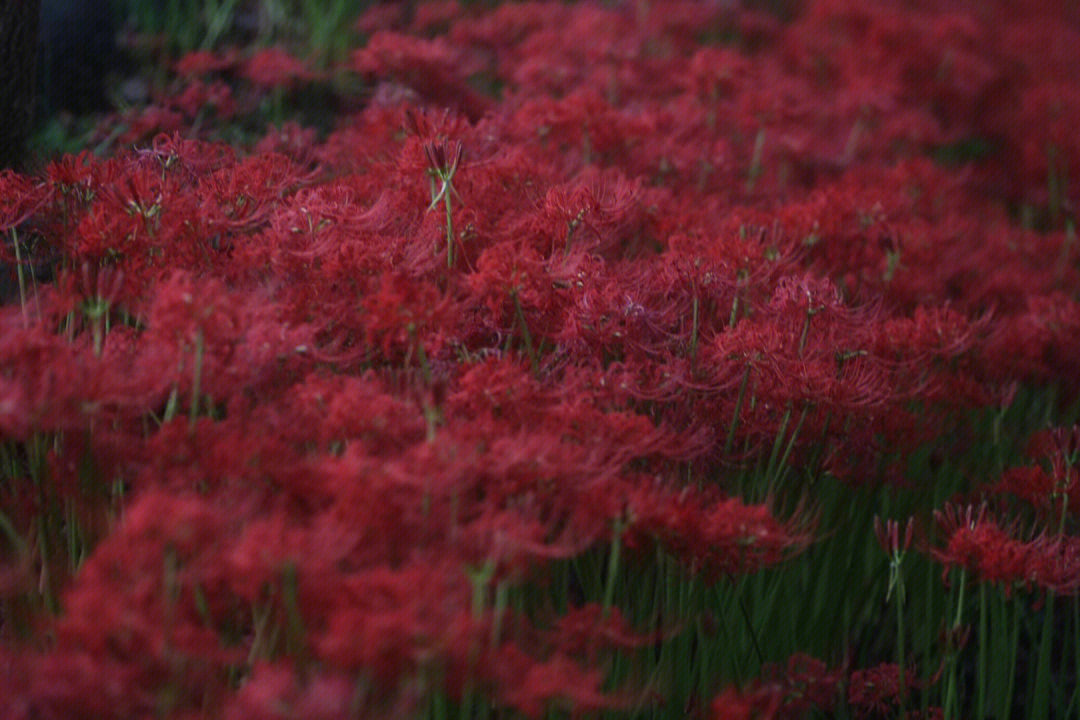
[875,515,914,717]
[424,140,464,268]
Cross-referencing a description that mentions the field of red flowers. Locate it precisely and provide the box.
[3,1,1080,717]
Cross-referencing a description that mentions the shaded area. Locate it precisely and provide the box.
[0,0,40,171]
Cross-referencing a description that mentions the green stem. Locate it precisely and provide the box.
[36,512,58,614]
[92,315,104,357]
[491,580,508,647]
[443,187,454,268]
[763,404,793,493]
[953,569,966,631]
[469,559,495,617]
[728,573,765,668]
[188,331,204,429]
[797,307,812,356]
[725,365,751,457]
[689,294,699,370]
[944,570,966,719]
[1074,597,1080,716]
[746,128,765,193]
[282,564,306,663]
[1001,597,1020,719]
[163,384,179,424]
[1058,491,1069,538]
[11,229,28,328]
[602,520,623,616]
[771,404,808,493]
[1032,591,1056,720]
[976,583,987,720]
[0,509,27,555]
[511,290,537,374]
[896,574,907,719]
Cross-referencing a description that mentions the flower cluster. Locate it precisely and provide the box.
[2,0,1080,717]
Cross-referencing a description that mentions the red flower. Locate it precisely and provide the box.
[241,47,315,90]
[711,654,842,719]
[928,503,1080,594]
[0,170,51,235]
[628,484,812,578]
[493,648,616,718]
[848,662,927,719]
[173,48,239,77]
[931,503,1029,590]
[353,32,491,118]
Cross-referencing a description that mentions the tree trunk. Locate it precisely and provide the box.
[0,0,41,172]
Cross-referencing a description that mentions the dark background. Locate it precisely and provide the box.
[1,0,119,171]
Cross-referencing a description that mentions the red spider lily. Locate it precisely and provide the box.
[425,139,464,268]
[993,464,1080,525]
[710,654,843,719]
[847,662,937,720]
[252,121,321,168]
[116,106,186,147]
[0,324,96,439]
[41,150,98,200]
[424,140,464,212]
[316,561,490,692]
[354,32,492,118]
[147,271,240,350]
[531,168,653,258]
[240,47,316,91]
[874,515,915,559]
[31,489,243,718]
[71,262,125,356]
[164,79,236,122]
[222,664,358,720]
[929,503,1080,595]
[141,132,239,180]
[930,503,1027,590]
[173,48,240,77]
[1026,425,1080,469]
[627,485,813,578]
[5,1,1080,716]
[197,152,312,235]
[491,646,620,717]
[875,515,914,605]
[402,108,470,268]
[1026,534,1080,596]
[360,272,455,360]
[546,603,657,659]
[0,171,51,236]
